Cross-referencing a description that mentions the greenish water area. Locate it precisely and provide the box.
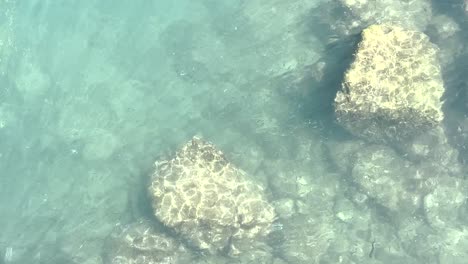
[0,1,467,263]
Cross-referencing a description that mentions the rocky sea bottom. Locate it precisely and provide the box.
[0,0,467,263]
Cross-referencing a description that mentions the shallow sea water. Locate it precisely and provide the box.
[0,0,467,263]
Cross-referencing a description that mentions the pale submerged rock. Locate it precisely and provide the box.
[423,176,467,229]
[279,214,334,264]
[401,127,461,175]
[103,219,193,264]
[351,145,427,216]
[272,198,295,219]
[438,227,468,264]
[148,137,276,256]
[335,24,445,145]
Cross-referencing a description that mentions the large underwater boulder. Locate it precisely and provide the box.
[334,24,445,145]
[148,136,276,256]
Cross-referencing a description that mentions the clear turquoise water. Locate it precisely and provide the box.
[0,1,467,263]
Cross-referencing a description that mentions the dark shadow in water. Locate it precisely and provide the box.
[273,3,361,141]
[430,0,468,115]
[441,54,468,116]
[429,0,468,163]
[124,160,161,223]
[440,53,468,164]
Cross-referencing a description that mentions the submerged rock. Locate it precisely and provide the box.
[423,176,468,229]
[335,24,445,145]
[400,126,461,176]
[103,219,193,264]
[279,214,335,264]
[148,136,276,256]
[438,227,468,264]
[351,145,426,216]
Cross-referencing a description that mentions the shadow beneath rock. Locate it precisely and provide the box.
[273,34,360,141]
